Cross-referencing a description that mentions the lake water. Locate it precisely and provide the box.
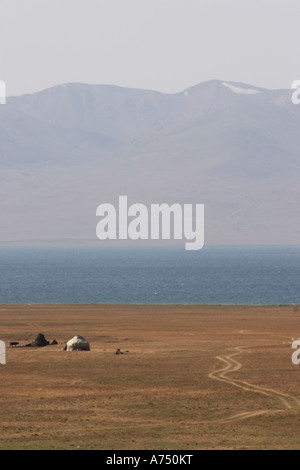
[0,246,299,305]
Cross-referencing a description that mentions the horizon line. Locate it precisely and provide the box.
[6,78,291,99]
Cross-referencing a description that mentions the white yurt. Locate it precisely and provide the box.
[64,335,90,351]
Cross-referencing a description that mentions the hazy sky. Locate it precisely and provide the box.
[1,0,299,96]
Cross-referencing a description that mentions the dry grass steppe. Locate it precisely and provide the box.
[0,304,299,450]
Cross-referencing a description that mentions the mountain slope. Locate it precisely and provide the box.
[0,80,299,245]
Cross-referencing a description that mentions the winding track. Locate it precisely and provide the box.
[208,346,300,422]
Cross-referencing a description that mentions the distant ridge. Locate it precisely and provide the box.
[0,80,299,245]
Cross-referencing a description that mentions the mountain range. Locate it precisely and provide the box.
[0,79,299,246]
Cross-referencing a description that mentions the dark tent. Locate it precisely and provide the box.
[30,333,49,347]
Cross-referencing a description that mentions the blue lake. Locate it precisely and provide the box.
[0,246,299,305]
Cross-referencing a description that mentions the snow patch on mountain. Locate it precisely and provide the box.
[222,82,262,95]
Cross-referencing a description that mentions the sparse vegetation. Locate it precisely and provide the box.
[0,304,299,450]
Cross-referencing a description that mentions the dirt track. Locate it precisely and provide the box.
[208,346,300,421]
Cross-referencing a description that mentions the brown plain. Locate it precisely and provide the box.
[0,304,299,450]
